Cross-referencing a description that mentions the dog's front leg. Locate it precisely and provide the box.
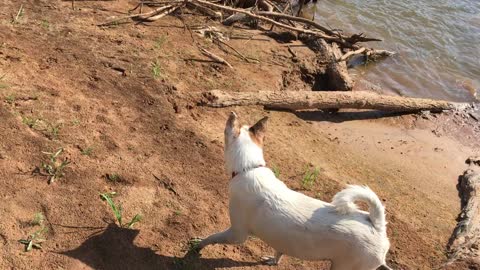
[198,227,248,250]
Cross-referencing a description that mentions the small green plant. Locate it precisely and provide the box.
[41,148,70,184]
[174,210,182,216]
[40,19,50,29]
[272,165,280,178]
[71,119,80,126]
[5,94,15,104]
[31,212,45,226]
[154,35,167,49]
[47,123,61,139]
[187,238,202,253]
[301,167,320,190]
[22,116,38,128]
[151,61,163,79]
[81,147,93,156]
[18,213,48,252]
[100,192,142,229]
[106,173,120,182]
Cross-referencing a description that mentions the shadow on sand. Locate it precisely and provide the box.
[61,223,260,270]
[294,110,414,123]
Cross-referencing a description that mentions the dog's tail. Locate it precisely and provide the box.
[332,185,386,232]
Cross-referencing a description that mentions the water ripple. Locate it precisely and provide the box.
[309,0,480,101]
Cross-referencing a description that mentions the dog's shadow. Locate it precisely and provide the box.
[61,223,259,270]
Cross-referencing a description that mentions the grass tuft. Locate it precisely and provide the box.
[301,167,320,190]
[22,116,38,128]
[41,148,70,184]
[272,165,280,178]
[5,94,15,104]
[151,60,163,79]
[18,212,48,252]
[100,192,142,229]
[154,35,167,49]
[81,146,93,156]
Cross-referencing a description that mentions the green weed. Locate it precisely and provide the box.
[41,148,71,184]
[31,212,45,226]
[40,19,50,29]
[18,213,48,252]
[22,116,38,128]
[151,61,163,79]
[99,192,142,229]
[81,147,93,156]
[154,35,167,49]
[186,238,202,253]
[301,167,320,190]
[5,94,15,104]
[47,123,62,139]
[272,165,280,178]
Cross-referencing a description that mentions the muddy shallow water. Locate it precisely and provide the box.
[307,0,480,102]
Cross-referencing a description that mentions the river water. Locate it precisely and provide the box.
[307,0,480,102]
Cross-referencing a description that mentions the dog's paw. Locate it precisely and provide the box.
[261,256,278,266]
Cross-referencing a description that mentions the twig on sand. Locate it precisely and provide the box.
[12,4,24,24]
[98,4,181,26]
[199,47,233,69]
[214,38,258,63]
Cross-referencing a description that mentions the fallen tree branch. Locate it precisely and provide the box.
[256,11,381,44]
[338,47,366,62]
[199,47,233,69]
[137,5,180,21]
[318,40,353,91]
[200,90,469,112]
[98,4,181,26]
[191,0,359,48]
[186,1,223,19]
[214,38,259,63]
[446,157,480,267]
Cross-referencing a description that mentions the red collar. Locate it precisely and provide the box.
[231,165,266,178]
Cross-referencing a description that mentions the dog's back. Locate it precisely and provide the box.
[230,167,390,269]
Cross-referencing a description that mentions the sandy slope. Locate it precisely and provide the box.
[0,0,478,269]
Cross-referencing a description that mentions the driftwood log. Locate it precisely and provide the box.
[317,39,353,91]
[446,157,480,268]
[200,90,469,112]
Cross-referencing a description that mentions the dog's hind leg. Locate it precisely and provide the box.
[261,251,283,265]
[198,227,248,250]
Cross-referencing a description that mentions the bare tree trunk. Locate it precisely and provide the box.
[446,157,480,268]
[200,90,469,112]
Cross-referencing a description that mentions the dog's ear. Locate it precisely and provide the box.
[249,116,268,146]
[225,112,241,137]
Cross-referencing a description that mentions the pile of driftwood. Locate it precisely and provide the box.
[99,0,394,90]
[98,0,473,112]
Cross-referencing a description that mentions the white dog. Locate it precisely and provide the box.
[196,112,391,270]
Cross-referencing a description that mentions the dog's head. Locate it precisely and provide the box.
[224,112,268,176]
